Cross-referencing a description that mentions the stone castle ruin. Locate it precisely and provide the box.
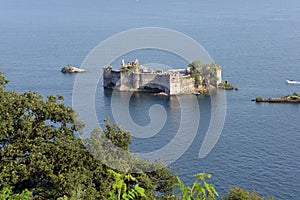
[103,58,222,95]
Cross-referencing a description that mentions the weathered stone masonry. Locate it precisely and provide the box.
[103,59,222,95]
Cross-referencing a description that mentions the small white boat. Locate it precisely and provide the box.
[286,80,300,84]
[192,92,200,95]
[154,92,169,96]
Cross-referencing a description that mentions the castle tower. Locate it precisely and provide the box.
[216,67,222,87]
[103,66,112,88]
[134,58,139,66]
[121,59,126,68]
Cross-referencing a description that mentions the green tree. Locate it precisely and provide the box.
[85,119,176,199]
[107,169,146,200]
[175,173,218,200]
[0,72,9,87]
[189,60,203,86]
[0,72,175,199]
[0,73,101,199]
[222,187,274,200]
[188,60,219,87]
[0,187,32,200]
[208,62,218,87]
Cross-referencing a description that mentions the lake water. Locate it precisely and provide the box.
[1,0,300,199]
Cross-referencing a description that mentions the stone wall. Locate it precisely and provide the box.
[169,73,195,95]
[121,72,171,93]
[103,65,219,95]
[119,71,130,91]
[180,76,195,94]
[103,67,121,88]
[141,73,171,93]
[169,72,181,94]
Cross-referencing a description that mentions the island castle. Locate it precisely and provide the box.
[103,58,222,95]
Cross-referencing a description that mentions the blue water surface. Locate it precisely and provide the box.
[1,0,300,199]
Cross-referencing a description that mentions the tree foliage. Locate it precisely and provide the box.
[0,73,175,199]
[188,60,219,87]
[107,169,146,200]
[0,187,32,200]
[0,74,101,199]
[85,119,176,199]
[175,173,218,200]
[222,187,274,200]
[0,72,9,87]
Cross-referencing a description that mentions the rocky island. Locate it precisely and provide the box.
[218,80,238,90]
[61,64,86,73]
[255,92,300,103]
[103,58,223,95]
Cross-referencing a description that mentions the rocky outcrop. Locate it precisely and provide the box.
[254,93,300,103]
[61,64,86,73]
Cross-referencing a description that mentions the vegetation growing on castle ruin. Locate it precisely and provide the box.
[218,81,235,90]
[188,60,219,87]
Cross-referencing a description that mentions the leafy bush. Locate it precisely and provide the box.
[222,187,274,200]
[256,96,263,102]
[175,173,218,200]
[107,169,146,200]
[0,187,32,200]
